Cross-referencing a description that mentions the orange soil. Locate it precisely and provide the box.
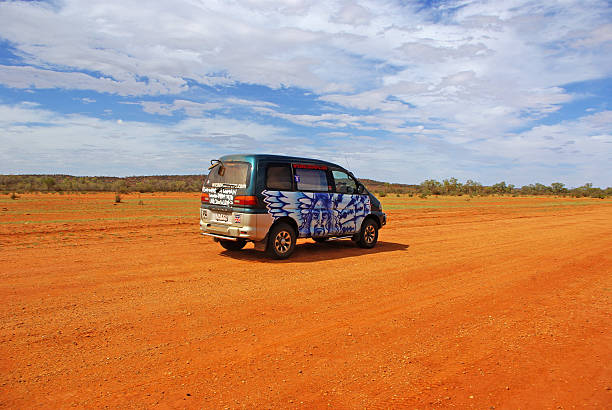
[1,193,611,408]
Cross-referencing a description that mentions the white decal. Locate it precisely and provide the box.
[203,187,237,207]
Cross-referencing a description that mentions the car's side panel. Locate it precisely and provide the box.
[262,190,371,238]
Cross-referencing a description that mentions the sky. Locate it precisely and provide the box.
[0,0,611,187]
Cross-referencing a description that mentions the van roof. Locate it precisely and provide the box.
[219,154,344,170]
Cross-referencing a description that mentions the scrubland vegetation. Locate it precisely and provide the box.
[359,178,610,198]
[1,174,610,198]
[0,174,203,194]
[364,178,612,198]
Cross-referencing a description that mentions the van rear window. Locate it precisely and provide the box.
[205,161,251,188]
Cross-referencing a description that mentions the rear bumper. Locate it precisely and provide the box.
[202,232,242,241]
[200,207,273,242]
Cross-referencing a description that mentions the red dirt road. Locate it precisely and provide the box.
[1,194,611,408]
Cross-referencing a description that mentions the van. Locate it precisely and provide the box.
[200,154,386,259]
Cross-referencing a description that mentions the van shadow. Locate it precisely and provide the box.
[219,240,409,263]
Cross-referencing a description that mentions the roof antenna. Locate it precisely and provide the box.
[344,153,353,171]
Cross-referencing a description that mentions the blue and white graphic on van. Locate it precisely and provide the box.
[262,191,371,238]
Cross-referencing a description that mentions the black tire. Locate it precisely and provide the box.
[266,223,297,259]
[357,219,378,249]
[219,239,247,251]
[313,237,328,243]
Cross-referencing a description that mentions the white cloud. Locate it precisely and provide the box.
[0,65,185,95]
[1,0,609,106]
[0,0,610,185]
[0,103,289,175]
[140,100,223,116]
[225,98,279,108]
[331,2,373,26]
[2,103,609,186]
[572,23,612,48]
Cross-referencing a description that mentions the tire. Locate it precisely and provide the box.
[357,219,378,249]
[219,239,247,251]
[313,237,328,243]
[266,223,297,259]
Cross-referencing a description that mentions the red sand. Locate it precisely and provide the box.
[1,193,611,407]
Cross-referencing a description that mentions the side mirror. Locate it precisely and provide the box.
[357,184,365,194]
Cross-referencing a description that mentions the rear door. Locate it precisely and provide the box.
[202,160,252,224]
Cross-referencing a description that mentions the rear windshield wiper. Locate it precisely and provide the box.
[208,159,225,175]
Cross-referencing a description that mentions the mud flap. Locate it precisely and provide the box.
[253,238,267,252]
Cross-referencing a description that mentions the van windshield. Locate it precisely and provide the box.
[205,161,251,188]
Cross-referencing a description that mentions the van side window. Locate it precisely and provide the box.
[332,170,357,194]
[294,167,329,192]
[266,165,293,190]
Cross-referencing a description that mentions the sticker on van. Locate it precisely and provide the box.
[203,186,238,207]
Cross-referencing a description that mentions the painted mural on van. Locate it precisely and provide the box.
[262,190,371,238]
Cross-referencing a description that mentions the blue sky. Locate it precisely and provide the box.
[0,0,611,187]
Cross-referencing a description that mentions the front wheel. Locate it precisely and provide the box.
[357,219,378,249]
[219,239,247,251]
[267,223,297,259]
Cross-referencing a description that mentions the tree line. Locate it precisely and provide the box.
[0,174,203,194]
[368,178,610,198]
[1,174,610,198]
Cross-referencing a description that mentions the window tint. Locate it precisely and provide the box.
[332,170,357,194]
[295,168,329,192]
[266,165,292,190]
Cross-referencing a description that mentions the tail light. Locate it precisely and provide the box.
[201,192,210,203]
[233,195,258,206]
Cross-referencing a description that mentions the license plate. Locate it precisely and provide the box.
[214,212,229,222]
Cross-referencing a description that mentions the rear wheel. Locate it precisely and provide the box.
[357,219,378,249]
[219,239,246,251]
[267,223,297,259]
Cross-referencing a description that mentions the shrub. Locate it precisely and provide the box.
[10,192,18,200]
[114,192,122,203]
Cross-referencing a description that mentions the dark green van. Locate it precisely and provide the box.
[200,154,386,259]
